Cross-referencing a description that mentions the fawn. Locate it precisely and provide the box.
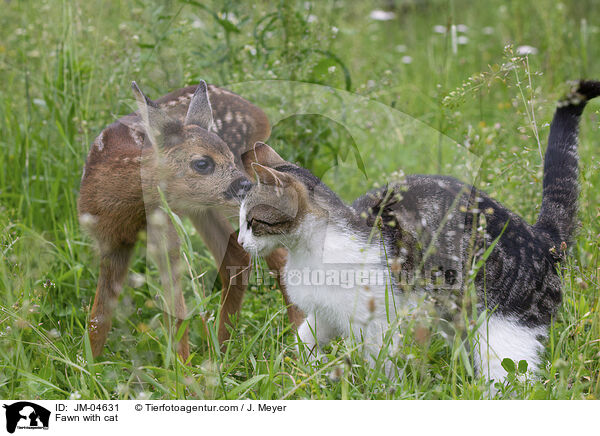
[78,81,303,361]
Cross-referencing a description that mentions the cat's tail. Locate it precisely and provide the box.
[534,80,600,246]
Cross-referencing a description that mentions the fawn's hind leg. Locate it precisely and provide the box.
[190,209,250,344]
[89,242,135,357]
[146,209,189,362]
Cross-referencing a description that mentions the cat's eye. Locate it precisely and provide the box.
[247,218,254,229]
[190,156,215,175]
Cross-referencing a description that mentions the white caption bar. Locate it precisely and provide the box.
[0,400,596,435]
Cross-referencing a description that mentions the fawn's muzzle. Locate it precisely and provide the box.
[224,177,253,201]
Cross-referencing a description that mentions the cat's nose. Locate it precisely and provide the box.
[224,177,253,201]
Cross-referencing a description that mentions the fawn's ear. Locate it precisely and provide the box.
[184,80,214,130]
[241,142,287,174]
[250,163,293,187]
[132,81,183,148]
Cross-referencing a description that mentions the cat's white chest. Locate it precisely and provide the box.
[282,227,394,331]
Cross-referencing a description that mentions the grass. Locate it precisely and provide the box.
[0,0,599,400]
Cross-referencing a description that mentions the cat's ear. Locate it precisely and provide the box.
[250,163,293,187]
[241,142,287,174]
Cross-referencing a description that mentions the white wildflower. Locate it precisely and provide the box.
[191,19,204,29]
[218,12,238,25]
[370,10,396,21]
[129,273,146,288]
[243,44,257,56]
[517,45,538,55]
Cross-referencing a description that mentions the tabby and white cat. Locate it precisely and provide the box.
[237,80,600,382]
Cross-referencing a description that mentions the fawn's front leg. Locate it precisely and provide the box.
[190,208,250,345]
[89,242,135,357]
[264,247,305,328]
[146,209,189,362]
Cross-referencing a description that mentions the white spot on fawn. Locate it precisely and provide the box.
[95,131,105,151]
[130,129,144,148]
[159,93,193,109]
[79,213,98,227]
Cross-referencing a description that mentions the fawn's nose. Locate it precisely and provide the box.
[224,177,253,201]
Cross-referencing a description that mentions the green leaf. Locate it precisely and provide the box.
[83,328,95,369]
[459,345,474,378]
[224,375,268,398]
[517,359,529,374]
[310,49,353,91]
[310,58,338,85]
[531,388,547,400]
[216,18,241,33]
[175,318,190,342]
[501,358,515,373]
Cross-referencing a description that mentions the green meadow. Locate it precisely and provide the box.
[0,0,598,399]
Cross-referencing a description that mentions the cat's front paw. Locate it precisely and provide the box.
[296,318,329,365]
[296,321,318,361]
[296,340,327,366]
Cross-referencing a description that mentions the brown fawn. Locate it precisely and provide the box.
[78,80,303,362]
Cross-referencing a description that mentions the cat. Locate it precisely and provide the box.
[237,80,600,383]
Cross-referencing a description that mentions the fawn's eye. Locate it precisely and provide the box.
[190,156,215,175]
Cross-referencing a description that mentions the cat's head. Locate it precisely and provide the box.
[237,142,340,256]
